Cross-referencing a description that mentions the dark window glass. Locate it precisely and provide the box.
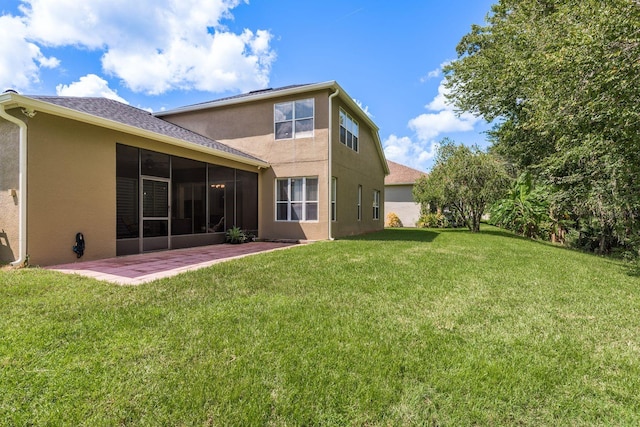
[208,165,235,232]
[275,121,292,139]
[172,157,206,235]
[277,203,288,221]
[236,169,258,231]
[141,149,170,178]
[143,180,169,218]
[143,220,168,237]
[116,144,139,239]
[295,99,314,118]
[295,118,313,134]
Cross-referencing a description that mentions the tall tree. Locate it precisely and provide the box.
[413,140,508,232]
[444,0,640,253]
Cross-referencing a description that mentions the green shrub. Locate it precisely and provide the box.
[417,212,448,228]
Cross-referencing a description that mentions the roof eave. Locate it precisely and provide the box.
[0,93,269,169]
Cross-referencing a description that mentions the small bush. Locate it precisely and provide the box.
[226,226,248,244]
[417,212,448,228]
[385,212,403,228]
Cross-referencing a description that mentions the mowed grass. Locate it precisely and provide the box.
[1,227,640,425]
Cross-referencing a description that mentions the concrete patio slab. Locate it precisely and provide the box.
[47,241,298,285]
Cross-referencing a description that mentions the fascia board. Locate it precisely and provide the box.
[0,94,269,169]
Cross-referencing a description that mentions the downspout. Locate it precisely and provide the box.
[0,104,27,266]
[327,88,339,241]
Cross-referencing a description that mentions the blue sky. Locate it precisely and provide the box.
[0,0,495,171]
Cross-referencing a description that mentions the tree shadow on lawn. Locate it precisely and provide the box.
[482,228,640,278]
[340,228,439,242]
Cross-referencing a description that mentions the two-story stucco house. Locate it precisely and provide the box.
[0,81,388,266]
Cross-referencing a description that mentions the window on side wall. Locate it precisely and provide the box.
[276,177,318,221]
[357,185,362,221]
[339,108,359,152]
[274,99,314,140]
[373,190,380,220]
[331,177,337,221]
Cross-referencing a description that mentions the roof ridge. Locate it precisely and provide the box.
[170,83,316,110]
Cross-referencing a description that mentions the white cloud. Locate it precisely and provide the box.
[6,0,275,95]
[420,68,441,83]
[383,134,439,172]
[419,60,452,83]
[384,79,481,171]
[0,14,59,91]
[56,74,129,104]
[409,110,478,141]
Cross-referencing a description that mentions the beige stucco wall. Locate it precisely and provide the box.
[24,111,261,266]
[26,113,116,266]
[164,90,333,241]
[385,185,421,227]
[162,89,386,241]
[330,99,386,238]
[0,117,20,263]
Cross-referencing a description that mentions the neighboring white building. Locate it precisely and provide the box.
[384,161,426,227]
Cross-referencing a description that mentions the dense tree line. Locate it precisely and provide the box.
[443,0,640,254]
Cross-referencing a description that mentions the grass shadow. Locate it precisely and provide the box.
[625,265,640,277]
[339,228,439,242]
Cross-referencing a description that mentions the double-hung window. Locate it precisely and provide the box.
[331,177,337,221]
[339,108,359,151]
[274,99,314,139]
[373,190,380,220]
[276,177,318,221]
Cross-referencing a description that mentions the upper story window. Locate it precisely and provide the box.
[274,99,314,140]
[339,108,359,152]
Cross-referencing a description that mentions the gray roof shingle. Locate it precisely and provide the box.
[385,160,427,185]
[170,84,314,110]
[30,96,266,164]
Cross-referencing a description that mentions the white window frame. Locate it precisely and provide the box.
[339,108,359,152]
[276,177,319,222]
[331,177,337,222]
[274,99,315,140]
[357,185,362,221]
[373,190,380,220]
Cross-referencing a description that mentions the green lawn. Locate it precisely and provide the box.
[2,227,640,425]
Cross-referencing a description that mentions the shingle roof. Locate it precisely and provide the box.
[385,160,427,185]
[30,96,266,164]
[176,84,314,108]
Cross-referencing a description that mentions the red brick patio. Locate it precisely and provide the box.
[47,241,298,285]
